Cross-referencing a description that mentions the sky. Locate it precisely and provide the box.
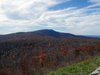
[0,0,100,35]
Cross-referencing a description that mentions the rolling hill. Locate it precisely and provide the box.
[0,29,97,42]
[0,29,100,75]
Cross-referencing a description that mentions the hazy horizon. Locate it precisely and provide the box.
[0,0,100,35]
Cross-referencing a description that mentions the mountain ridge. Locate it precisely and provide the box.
[0,29,99,42]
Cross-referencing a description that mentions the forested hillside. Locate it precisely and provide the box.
[0,30,100,75]
[46,55,100,75]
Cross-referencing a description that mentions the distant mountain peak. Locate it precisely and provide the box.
[34,29,57,33]
[0,29,98,42]
[33,29,59,37]
[33,29,75,38]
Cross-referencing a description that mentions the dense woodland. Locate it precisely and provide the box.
[0,30,100,75]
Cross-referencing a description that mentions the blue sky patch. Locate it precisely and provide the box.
[49,0,93,11]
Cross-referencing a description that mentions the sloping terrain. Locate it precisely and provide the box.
[0,29,100,75]
[0,29,96,42]
[46,55,100,75]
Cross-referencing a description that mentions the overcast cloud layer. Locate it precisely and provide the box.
[0,0,100,35]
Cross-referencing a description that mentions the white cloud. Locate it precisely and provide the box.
[32,3,100,35]
[0,0,100,35]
